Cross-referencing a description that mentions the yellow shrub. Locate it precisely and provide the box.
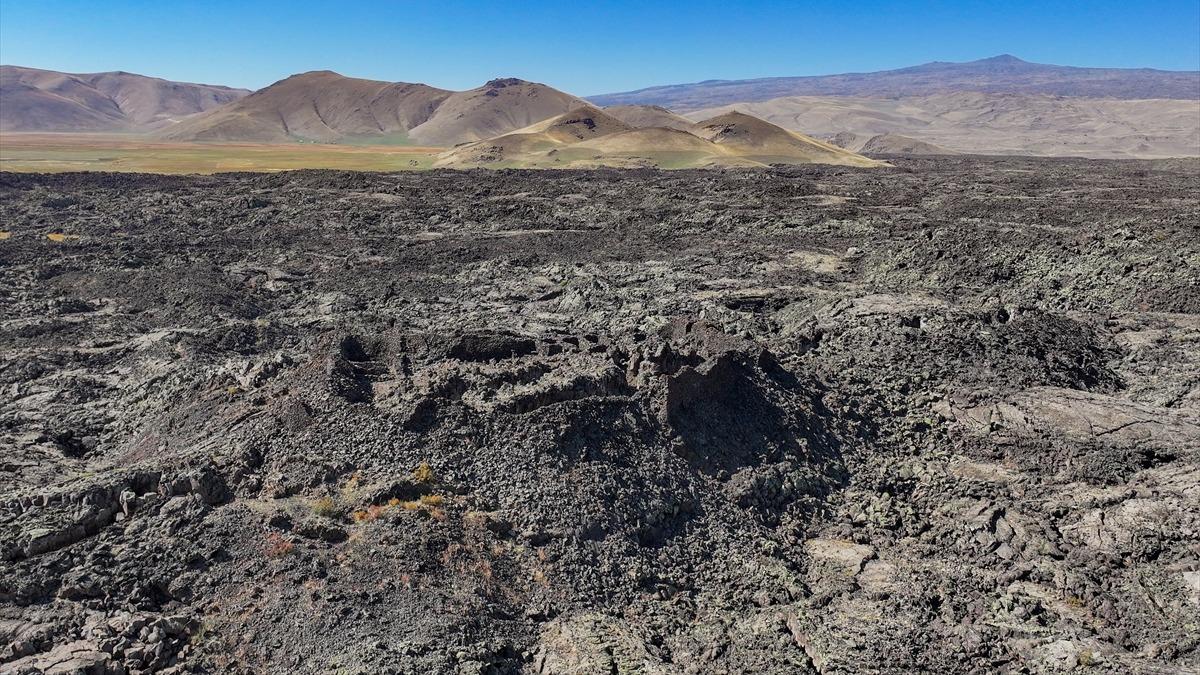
[311,496,339,519]
[412,463,435,484]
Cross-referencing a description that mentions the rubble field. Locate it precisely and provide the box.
[1,156,1198,674]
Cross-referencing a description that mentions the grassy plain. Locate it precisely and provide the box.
[0,133,441,173]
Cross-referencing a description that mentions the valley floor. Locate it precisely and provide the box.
[0,134,440,174]
[1,157,1198,673]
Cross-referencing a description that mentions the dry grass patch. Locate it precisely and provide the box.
[311,496,340,519]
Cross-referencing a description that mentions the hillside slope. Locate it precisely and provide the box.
[155,71,451,143]
[829,132,957,155]
[603,105,695,131]
[156,74,587,146]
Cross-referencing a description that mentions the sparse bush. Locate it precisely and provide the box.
[311,496,340,519]
[350,491,445,524]
[352,504,388,523]
[265,533,296,558]
[412,462,435,484]
[341,471,362,499]
[192,619,216,646]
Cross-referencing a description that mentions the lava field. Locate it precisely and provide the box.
[1,157,1198,674]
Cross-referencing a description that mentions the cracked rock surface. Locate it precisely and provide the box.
[1,157,1198,673]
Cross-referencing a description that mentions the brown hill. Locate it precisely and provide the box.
[602,105,695,131]
[406,78,588,146]
[156,71,451,143]
[436,110,882,169]
[433,105,632,166]
[437,125,760,169]
[0,65,248,132]
[691,111,881,167]
[829,132,957,155]
[511,105,633,143]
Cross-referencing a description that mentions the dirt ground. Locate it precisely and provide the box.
[1,156,1198,674]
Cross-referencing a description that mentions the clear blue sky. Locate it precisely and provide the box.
[2,0,1197,94]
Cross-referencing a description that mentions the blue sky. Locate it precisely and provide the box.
[2,0,1197,94]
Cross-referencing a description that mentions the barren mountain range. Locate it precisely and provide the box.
[0,65,249,132]
[688,92,1200,159]
[2,55,1198,160]
[154,73,589,147]
[589,54,1200,108]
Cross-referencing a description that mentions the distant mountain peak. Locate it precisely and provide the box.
[975,54,1028,64]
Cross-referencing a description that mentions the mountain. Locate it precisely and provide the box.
[590,55,1200,109]
[687,92,1200,159]
[405,78,588,146]
[0,65,249,132]
[435,108,882,169]
[155,71,452,143]
[602,105,695,131]
[157,74,586,146]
